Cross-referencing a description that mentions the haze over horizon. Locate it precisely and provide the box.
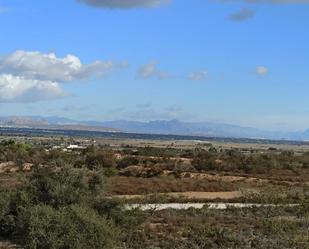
[0,0,308,132]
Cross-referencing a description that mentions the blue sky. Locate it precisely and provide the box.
[0,0,308,131]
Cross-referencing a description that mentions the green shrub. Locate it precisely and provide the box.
[85,150,116,170]
[0,190,16,236]
[117,156,139,169]
[103,167,119,177]
[26,167,90,208]
[192,151,216,171]
[22,204,120,249]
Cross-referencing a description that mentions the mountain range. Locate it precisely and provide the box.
[0,116,308,141]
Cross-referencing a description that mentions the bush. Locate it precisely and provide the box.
[0,190,15,236]
[117,156,139,169]
[26,167,90,208]
[0,166,126,248]
[85,150,116,170]
[22,204,120,249]
[192,151,217,171]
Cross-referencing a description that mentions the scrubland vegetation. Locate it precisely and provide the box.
[0,139,308,248]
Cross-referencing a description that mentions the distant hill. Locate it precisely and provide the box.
[301,129,309,140]
[0,116,119,133]
[0,116,49,127]
[99,119,290,140]
[0,116,308,141]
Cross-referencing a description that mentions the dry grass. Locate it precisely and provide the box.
[0,174,23,189]
[0,240,20,249]
[107,176,238,195]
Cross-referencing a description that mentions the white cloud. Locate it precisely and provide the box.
[188,70,208,81]
[256,66,269,76]
[77,0,170,9]
[77,0,309,10]
[248,0,309,3]
[0,74,66,102]
[137,61,171,80]
[0,50,127,102]
[0,50,126,82]
[0,7,10,13]
[228,8,255,21]
[125,107,195,121]
[214,0,309,4]
[136,103,152,109]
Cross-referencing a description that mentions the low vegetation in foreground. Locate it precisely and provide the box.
[0,139,308,248]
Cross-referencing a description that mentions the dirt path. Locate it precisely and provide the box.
[125,203,299,211]
[112,191,242,200]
